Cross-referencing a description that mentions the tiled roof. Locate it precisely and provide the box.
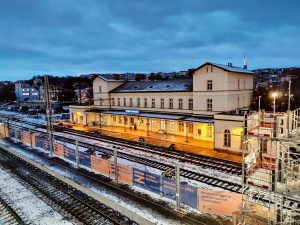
[110,78,193,93]
[196,62,255,74]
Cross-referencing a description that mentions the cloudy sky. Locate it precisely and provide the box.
[0,0,299,81]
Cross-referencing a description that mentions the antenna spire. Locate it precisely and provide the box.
[243,54,248,70]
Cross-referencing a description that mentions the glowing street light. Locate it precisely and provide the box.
[271,92,278,116]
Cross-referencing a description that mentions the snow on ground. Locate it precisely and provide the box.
[0,110,241,190]
[0,165,74,225]
[0,139,198,225]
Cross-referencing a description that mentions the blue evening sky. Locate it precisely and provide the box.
[0,0,299,81]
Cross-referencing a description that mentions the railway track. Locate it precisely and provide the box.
[61,127,242,175]
[0,194,26,225]
[1,117,243,192]
[2,116,242,175]
[0,147,137,225]
[1,116,300,220]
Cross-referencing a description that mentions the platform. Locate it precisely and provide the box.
[64,123,242,163]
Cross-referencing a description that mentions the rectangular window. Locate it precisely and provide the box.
[169,120,175,131]
[144,98,147,108]
[123,98,126,107]
[198,129,201,136]
[112,116,116,123]
[112,98,115,106]
[161,120,166,130]
[238,79,240,90]
[169,98,173,109]
[188,123,193,133]
[137,98,140,107]
[152,118,156,127]
[237,97,240,108]
[207,99,212,111]
[161,98,164,108]
[207,124,212,137]
[100,98,102,106]
[151,98,155,108]
[188,99,193,110]
[244,79,246,89]
[117,98,120,106]
[178,98,183,109]
[178,121,184,132]
[99,86,102,93]
[207,80,213,90]
[261,139,268,153]
[118,116,122,124]
[129,98,133,107]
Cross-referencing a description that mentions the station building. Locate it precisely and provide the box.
[69,62,254,153]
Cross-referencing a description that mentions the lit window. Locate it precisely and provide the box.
[169,98,173,109]
[178,99,183,109]
[178,121,184,132]
[207,124,213,138]
[188,123,193,133]
[207,99,212,111]
[224,129,231,147]
[152,118,156,126]
[207,80,213,90]
[169,121,175,131]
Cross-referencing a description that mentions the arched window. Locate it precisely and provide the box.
[224,129,231,147]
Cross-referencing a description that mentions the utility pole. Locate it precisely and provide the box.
[287,80,291,137]
[113,148,118,183]
[44,75,54,158]
[175,164,181,211]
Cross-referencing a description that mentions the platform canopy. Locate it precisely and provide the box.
[84,109,213,123]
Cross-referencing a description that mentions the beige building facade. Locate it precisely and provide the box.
[69,62,254,153]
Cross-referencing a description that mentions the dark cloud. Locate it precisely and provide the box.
[0,0,299,80]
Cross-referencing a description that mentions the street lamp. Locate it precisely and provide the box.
[271,92,278,116]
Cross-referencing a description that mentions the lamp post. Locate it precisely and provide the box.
[271,92,278,116]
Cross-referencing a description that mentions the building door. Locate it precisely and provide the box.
[130,117,134,125]
[161,120,166,130]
